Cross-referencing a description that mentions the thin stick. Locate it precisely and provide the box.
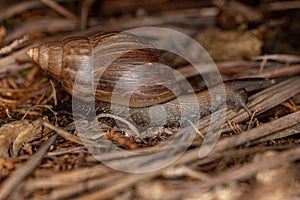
[42,121,83,145]
[21,105,57,123]
[254,54,300,64]
[0,35,29,55]
[187,120,204,139]
[268,1,300,11]
[97,113,142,140]
[49,79,57,106]
[80,0,94,30]
[41,0,80,22]
[0,135,57,200]
[73,172,161,200]
[166,145,300,199]
[0,1,42,20]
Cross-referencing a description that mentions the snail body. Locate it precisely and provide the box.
[28,32,251,127]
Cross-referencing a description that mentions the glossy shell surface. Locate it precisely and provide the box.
[28,32,180,107]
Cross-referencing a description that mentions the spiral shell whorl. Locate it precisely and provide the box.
[28,42,63,81]
[28,32,181,107]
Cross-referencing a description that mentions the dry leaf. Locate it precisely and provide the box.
[0,119,43,158]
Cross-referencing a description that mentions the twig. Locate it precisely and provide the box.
[241,64,300,78]
[46,146,86,156]
[258,54,268,73]
[21,105,57,123]
[167,145,300,199]
[268,1,300,11]
[215,110,300,152]
[80,0,94,30]
[0,1,42,20]
[97,113,142,140]
[23,165,112,191]
[42,121,83,145]
[49,173,124,199]
[247,106,261,130]
[3,18,77,44]
[105,126,139,149]
[0,35,29,55]
[227,120,242,134]
[254,54,300,64]
[250,123,300,145]
[73,172,161,200]
[187,119,204,139]
[49,79,57,106]
[0,96,20,104]
[41,0,80,23]
[0,134,57,200]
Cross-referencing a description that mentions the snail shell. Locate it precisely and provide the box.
[27,32,181,107]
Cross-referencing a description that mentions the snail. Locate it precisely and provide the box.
[27,32,253,127]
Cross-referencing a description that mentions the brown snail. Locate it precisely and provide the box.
[27,32,252,127]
